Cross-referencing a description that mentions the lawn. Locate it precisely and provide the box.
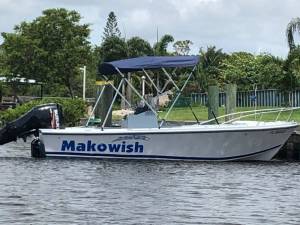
[111,106,300,123]
[157,106,300,123]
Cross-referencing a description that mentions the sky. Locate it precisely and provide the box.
[0,0,300,58]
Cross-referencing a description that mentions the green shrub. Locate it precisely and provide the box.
[0,98,86,127]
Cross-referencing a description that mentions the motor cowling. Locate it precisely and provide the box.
[0,103,63,145]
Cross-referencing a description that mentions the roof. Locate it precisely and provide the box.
[98,56,199,75]
[0,76,43,85]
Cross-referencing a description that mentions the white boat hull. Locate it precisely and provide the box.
[39,121,298,161]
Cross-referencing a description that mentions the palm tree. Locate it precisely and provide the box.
[153,34,174,56]
[196,46,227,91]
[126,36,154,57]
[286,18,300,50]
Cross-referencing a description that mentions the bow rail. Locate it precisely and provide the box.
[201,107,300,125]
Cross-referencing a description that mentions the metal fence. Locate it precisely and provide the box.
[191,89,300,107]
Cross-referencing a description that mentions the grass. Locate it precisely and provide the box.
[158,106,300,123]
[111,105,300,123]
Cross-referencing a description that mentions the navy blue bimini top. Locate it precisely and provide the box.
[99,56,199,75]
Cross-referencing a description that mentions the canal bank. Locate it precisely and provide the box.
[277,130,300,160]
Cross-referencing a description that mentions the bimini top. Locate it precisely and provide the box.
[99,56,199,75]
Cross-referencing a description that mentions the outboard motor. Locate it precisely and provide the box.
[0,103,63,146]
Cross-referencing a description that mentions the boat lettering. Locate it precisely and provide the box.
[61,140,144,153]
[112,135,150,142]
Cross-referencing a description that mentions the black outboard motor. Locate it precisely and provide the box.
[0,103,63,145]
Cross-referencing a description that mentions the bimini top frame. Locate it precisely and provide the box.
[90,56,199,129]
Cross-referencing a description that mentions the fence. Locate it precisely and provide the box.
[191,89,300,107]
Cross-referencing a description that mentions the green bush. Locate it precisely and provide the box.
[0,98,86,126]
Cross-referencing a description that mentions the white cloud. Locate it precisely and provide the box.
[124,9,151,30]
[167,0,220,20]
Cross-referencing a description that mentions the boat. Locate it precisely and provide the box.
[36,120,296,161]
[2,56,298,161]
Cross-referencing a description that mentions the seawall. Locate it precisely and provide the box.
[277,131,300,160]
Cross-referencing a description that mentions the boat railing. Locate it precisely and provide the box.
[200,107,300,125]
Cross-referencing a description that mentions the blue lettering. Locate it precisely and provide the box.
[121,141,126,152]
[108,144,121,152]
[61,140,144,154]
[126,144,134,153]
[61,140,75,151]
[76,143,85,151]
[97,144,107,152]
[87,140,96,151]
[134,142,143,153]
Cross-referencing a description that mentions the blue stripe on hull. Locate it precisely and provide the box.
[45,144,281,161]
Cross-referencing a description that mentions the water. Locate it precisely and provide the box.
[0,141,300,225]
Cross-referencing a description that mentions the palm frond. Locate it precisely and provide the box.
[286,18,300,50]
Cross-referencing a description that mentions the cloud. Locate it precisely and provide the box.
[167,0,220,20]
[1,0,299,57]
[124,9,151,30]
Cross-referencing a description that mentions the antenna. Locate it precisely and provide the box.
[156,27,159,44]
[122,22,127,40]
[155,26,159,56]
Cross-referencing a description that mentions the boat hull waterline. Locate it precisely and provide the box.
[39,122,297,161]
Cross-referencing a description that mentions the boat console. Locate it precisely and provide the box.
[121,110,158,128]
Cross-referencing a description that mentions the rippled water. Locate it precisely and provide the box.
[0,141,299,224]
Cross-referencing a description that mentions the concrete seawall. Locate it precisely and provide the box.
[277,131,300,160]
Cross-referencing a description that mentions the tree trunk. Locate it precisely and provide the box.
[66,77,74,98]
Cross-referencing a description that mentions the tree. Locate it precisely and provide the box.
[173,40,193,55]
[81,46,101,98]
[103,11,121,40]
[127,37,153,57]
[220,52,259,89]
[196,46,227,91]
[100,36,127,63]
[153,34,174,55]
[0,46,8,75]
[256,54,284,89]
[98,35,128,103]
[286,18,300,50]
[1,8,91,97]
[218,52,285,90]
[100,12,127,67]
[282,47,300,91]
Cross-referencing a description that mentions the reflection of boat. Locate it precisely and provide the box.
[23,56,300,160]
